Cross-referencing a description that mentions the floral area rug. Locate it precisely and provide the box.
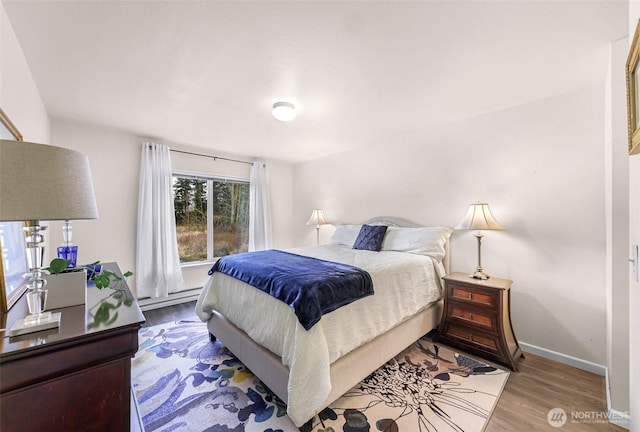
[132,321,509,432]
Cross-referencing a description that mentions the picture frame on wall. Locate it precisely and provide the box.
[0,108,23,141]
[626,19,640,155]
[0,108,29,313]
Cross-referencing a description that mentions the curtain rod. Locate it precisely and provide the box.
[170,149,254,166]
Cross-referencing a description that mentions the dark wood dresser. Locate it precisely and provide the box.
[0,263,145,431]
[435,272,522,371]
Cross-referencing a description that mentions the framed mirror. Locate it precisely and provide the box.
[0,108,29,313]
[627,19,640,155]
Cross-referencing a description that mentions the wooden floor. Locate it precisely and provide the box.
[142,301,627,431]
[142,300,200,327]
[487,354,626,431]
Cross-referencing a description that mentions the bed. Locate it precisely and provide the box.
[195,217,451,428]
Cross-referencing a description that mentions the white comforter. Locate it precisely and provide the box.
[195,244,444,426]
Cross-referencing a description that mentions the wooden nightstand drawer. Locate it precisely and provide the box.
[435,272,523,371]
[449,304,496,331]
[447,325,499,351]
[450,284,496,308]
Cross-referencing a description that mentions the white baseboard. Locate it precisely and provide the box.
[606,408,631,429]
[521,343,630,429]
[519,342,606,376]
[605,369,631,429]
[137,288,202,311]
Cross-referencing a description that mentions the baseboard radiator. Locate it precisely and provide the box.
[137,288,202,312]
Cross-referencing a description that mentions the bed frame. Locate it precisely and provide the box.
[206,217,449,427]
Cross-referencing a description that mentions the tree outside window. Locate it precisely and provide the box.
[173,175,249,263]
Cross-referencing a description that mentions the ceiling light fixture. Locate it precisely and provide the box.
[272,101,296,122]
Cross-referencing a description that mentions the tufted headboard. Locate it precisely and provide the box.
[362,216,451,275]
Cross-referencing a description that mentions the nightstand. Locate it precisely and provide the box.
[434,272,522,371]
[0,263,145,431]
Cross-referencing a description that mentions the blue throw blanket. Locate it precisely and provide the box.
[208,249,374,330]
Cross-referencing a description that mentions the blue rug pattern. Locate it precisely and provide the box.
[132,321,508,432]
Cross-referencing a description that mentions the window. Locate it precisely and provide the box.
[0,222,30,311]
[173,173,250,263]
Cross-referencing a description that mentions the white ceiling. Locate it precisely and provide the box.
[2,1,628,163]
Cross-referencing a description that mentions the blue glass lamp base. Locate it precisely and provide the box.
[57,245,78,268]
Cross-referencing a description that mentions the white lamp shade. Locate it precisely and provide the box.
[0,140,98,221]
[455,202,504,231]
[306,209,329,226]
[272,102,296,122]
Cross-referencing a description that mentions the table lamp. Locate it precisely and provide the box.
[0,140,98,332]
[306,209,329,245]
[455,202,504,280]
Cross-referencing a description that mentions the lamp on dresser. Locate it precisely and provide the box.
[0,140,98,332]
[455,202,504,280]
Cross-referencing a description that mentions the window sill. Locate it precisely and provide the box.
[180,260,218,269]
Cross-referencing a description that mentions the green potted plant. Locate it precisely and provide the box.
[43,258,132,309]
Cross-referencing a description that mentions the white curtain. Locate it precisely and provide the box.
[136,142,185,298]
[249,162,272,251]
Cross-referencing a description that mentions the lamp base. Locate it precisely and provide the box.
[57,245,78,268]
[9,312,61,337]
[469,270,490,280]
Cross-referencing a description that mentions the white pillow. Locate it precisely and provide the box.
[329,224,363,246]
[381,226,452,259]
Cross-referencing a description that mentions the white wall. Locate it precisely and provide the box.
[47,120,140,290]
[605,36,630,420]
[0,2,48,142]
[49,118,294,297]
[629,135,639,430]
[629,152,639,429]
[627,4,639,430]
[294,84,609,366]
